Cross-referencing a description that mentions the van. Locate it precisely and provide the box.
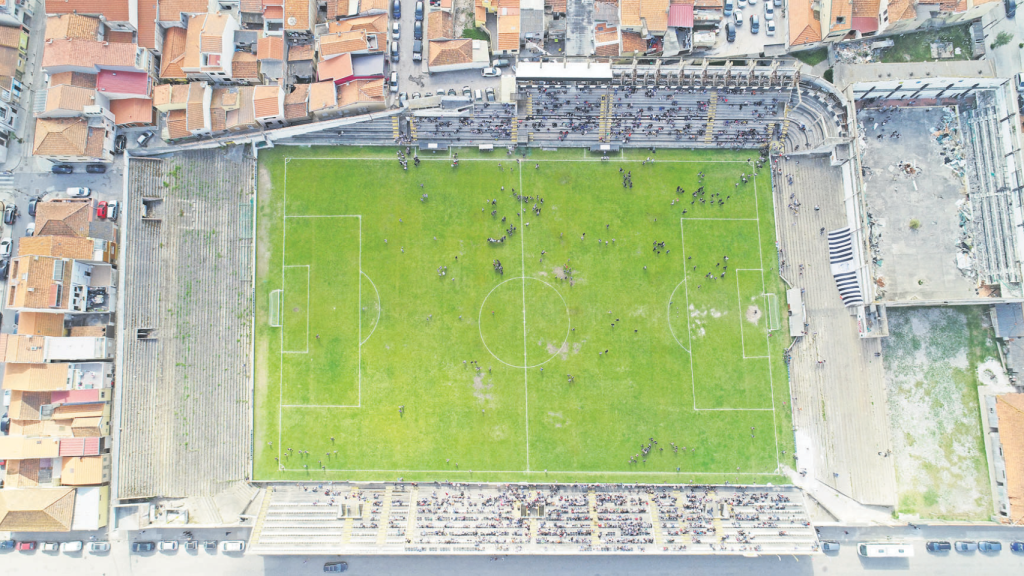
[220,541,246,553]
[858,542,914,557]
[474,89,483,101]
[724,0,734,16]
[492,58,510,67]
[726,22,736,42]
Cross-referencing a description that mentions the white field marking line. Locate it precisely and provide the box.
[519,163,529,473]
[269,289,282,327]
[735,269,771,360]
[281,265,310,354]
[282,404,361,408]
[752,175,782,472]
[683,218,760,221]
[360,271,381,346]
[478,276,571,369]
[278,159,288,465]
[282,157,755,164]
[279,467,779,475]
[667,279,691,354]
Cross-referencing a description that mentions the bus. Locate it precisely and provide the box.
[857,542,915,557]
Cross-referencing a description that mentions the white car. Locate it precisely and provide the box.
[60,541,83,553]
[392,21,400,39]
[481,67,501,77]
[220,541,245,553]
[25,222,34,236]
[389,71,399,93]
[158,541,178,552]
[88,542,111,553]
[0,238,12,258]
[66,187,91,197]
[42,542,59,552]
[734,9,743,25]
[764,1,774,19]
[766,19,776,35]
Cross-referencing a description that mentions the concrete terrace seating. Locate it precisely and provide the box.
[248,483,819,555]
[412,102,517,146]
[119,151,255,499]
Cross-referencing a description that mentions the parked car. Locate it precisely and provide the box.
[926,541,952,552]
[414,20,422,39]
[1011,541,1024,552]
[27,198,38,216]
[42,542,59,552]
[412,39,422,60]
[474,88,483,101]
[3,203,16,224]
[764,0,774,18]
[136,130,154,147]
[16,541,36,551]
[158,541,178,552]
[773,0,781,6]
[108,200,119,221]
[392,0,401,18]
[726,21,736,41]
[0,238,13,258]
[25,222,34,236]
[979,541,1002,552]
[66,187,91,197]
[51,164,73,174]
[390,40,399,62]
[392,21,400,39]
[766,18,776,35]
[85,164,106,174]
[1004,0,1015,17]
[724,0,734,16]
[60,541,83,553]
[220,541,245,552]
[462,85,471,97]
[203,541,218,551]
[0,540,14,550]
[399,91,408,106]
[96,201,108,220]
[491,58,510,67]
[481,67,500,77]
[186,540,199,551]
[821,540,840,552]
[734,9,743,25]
[87,542,110,553]
[0,260,9,280]
[412,92,421,99]
[390,71,399,93]
[324,562,349,573]
[750,14,760,33]
[114,134,127,154]
[131,542,156,553]
[954,541,977,552]
[415,0,423,18]
[486,87,495,102]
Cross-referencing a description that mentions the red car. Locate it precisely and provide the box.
[16,541,36,551]
[96,201,108,220]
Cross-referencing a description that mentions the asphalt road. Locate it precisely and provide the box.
[5,524,1024,576]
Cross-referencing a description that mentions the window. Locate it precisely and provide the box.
[53,260,64,281]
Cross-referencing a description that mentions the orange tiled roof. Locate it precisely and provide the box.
[17,235,93,259]
[15,312,66,337]
[159,26,188,79]
[44,85,97,114]
[0,487,76,532]
[428,39,473,67]
[0,45,16,78]
[595,43,619,57]
[253,85,280,118]
[225,85,256,129]
[497,0,520,51]
[257,35,285,60]
[33,200,92,238]
[105,30,134,43]
[137,0,158,49]
[165,109,189,139]
[41,39,139,70]
[830,0,852,29]
[110,98,153,125]
[789,0,822,45]
[285,0,311,30]
[33,117,91,157]
[289,43,314,61]
[232,51,260,79]
[887,0,916,20]
[240,0,263,11]
[200,13,229,54]
[640,0,669,32]
[45,15,100,41]
[337,78,384,107]
[360,0,391,13]
[264,5,284,18]
[152,83,189,107]
[998,394,1024,523]
[428,10,454,40]
[186,81,206,131]
[621,0,641,26]
[852,0,880,17]
[308,80,338,111]
[329,14,389,33]
[49,72,97,89]
[157,0,210,22]
[44,0,130,21]
[620,30,645,53]
[319,30,369,57]
[284,83,309,119]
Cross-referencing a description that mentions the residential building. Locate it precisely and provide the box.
[96,68,151,100]
[263,0,285,36]
[520,0,544,42]
[39,84,108,119]
[284,0,315,40]
[0,0,31,28]
[156,0,208,29]
[225,85,257,131]
[32,116,115,164]
[0,334,116,363]
[496,0,520,55]
[16,311,66,337]
[61,454,111,485]
[6,252,117,314]
[307,79,339,119]
[318,30,380,59]
[256,34,285,81]
[152,82,189,111]
[336,78,385,115]
[41,39,152,76]
[318,52,384,84]
[19,232,117,263]
[283,83,310,124]
[70,486,109,530]
[427,10,454,40]
[43,0,137,33]
[0,487,76,531]
[253,83,285,127]
[185,80,212,136]
[109,97,154,126]
[44,14,102,41]
[181,12,239,82]
[2,361,115,391]
[428,39,489,72]
[231,51,260,83]
[159,26,188,80]
[288,42,315,82]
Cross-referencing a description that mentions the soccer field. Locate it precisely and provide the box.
[254,146,793,484]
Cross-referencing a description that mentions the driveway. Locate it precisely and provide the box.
[707,0,788,57]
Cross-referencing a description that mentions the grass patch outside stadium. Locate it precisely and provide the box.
[254,146,793,485]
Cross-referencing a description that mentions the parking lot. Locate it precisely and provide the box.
[388,0,504,103]
[707,0,788,57]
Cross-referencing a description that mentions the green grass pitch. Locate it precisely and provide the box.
[254,146,793,485]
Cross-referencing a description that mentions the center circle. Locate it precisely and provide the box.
[479,277,570,369]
